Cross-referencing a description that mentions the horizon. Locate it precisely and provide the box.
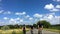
[0,0,60,26]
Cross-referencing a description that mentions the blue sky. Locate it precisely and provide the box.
[0,0,60,26]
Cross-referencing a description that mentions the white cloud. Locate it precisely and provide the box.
[29,17,33,20]
[40,14,60,25]
[15,18,20,20]
[43,14,54,20]
[9,18,16,25]
[50,8,60,11]
[45,13,55,17]
[10,18,15,21]
[51,16,60,24]
[23,12,26,15]
[20,19,23,22]
[9,18,23,25]
[53,0,60,2]
[0,11,59,25]
[44,4,54,10]
[0,10,4,14]
[25,15,30,19]
[3,17,9,20]
[47,14,54,19]
[56,5,60,8]
[44,4,60,12]
[0,10,12,14]
[26,15,30,18]
[48,13,55,15]
[15,12,20,15]
[3,11,11,14]
[33,13,43,18]
[15,12,26,15]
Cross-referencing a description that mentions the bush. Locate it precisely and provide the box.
[1,25,10,30]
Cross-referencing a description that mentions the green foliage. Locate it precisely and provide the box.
[12,30,16,34]
[8,25,15,29]
[1,25,10,30]
[26,25,31,28]
[7,24,20,29]
[37,20,51,28]
[15,24,20,28]
[33,24,37,28]
[0,26,2,29]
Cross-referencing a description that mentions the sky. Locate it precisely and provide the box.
[0,0,60,26]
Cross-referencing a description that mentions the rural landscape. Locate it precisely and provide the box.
[0,20,60,34]
[0,0,60,34]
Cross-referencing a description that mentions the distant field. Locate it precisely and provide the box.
[44,28,60,33]
[44,25,60,33]
[51,26,60,30]
[0,28,29,34]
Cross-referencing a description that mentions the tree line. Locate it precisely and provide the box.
[0,20,60,30]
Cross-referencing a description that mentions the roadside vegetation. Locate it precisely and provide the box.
[33,20,60,32]
[0,29,23,34]
[0,24,29,34]
[0,20,60,34]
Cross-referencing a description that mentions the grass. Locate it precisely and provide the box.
[0,29,22,34]
[51,26,60,30]
[0,28,29,34]
[44,28,60,33]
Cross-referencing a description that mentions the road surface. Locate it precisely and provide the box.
[26,29,59,34]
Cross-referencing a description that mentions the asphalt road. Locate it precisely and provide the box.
[26,29,59,34]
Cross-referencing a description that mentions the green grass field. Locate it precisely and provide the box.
[0,29,22,34]
[44,25,60,33]
[44,28,60,33]
[0,28,29,34]
[51,26,60,30]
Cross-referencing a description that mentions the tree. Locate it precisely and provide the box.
[1,25,10,30]
[15,24,20,29]
[37,20,51,28]
[33,24,37,28]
